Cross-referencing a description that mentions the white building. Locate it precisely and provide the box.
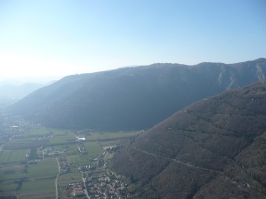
[76,136,86,141]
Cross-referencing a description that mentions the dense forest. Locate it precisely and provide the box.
[111,79,266,199]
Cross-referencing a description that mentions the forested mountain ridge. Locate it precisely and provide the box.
[9,58,266,131]
[111,79,266,199]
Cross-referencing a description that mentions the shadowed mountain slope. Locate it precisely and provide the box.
[111,79,266,199]
[9,58,266,130]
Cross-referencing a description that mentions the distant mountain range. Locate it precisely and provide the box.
[0,83,45,99]
[111,79,266,199]
[0,76,59,100]
[9,58,266,131]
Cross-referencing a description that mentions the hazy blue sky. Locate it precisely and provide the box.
[0,0,265,77]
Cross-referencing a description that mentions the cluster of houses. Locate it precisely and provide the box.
[84,172,131,199]
[41,147,64,157]
[80,148,131,198]
[59,145,132,199]
[78,142,88,155]
[69,182,86,197]
[58,156,70,172]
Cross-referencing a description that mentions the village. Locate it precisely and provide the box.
[0,113,139,199]
[57,143,132,199]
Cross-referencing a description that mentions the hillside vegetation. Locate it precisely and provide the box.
[111,79,266,199]
[10,58,266,131]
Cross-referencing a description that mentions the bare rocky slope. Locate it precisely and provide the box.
[111,79,266,199]
[9,58,266,131]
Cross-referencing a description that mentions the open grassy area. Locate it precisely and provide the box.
[28,158,58,179]
[0,158,58,197]
[48,134,76,145]
[0,149,29,164]
[83,142,104,154]
[48,128,72,136]
[0,172,27,181]
[58,172,82,184]
[9,137,34,143]
[0,164,24,172]
[86,131,139,140]
[24,128,71,136]
[9,149,30,162]
[53,143,78,151]
[0,165,27,181]
[0,150,11,163]
[4,139,46,150]
[0,180,18,192]
[67,154,97,167]
[24,128,49,136]
[27,128,49,134]
[18,179,55,199]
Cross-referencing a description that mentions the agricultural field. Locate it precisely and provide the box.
[4,138,46,150]
[27,158,58,179]
[83,142,104,154]
[0,149,29,164]
[48,134,76,145]
[9,137,34,143]
[0,180,19,192]
[24,128,71,137]
[58,172,82,185]
[0,158,58,198]
[5,137,34,148]
[0,127,138,198]
[0,150,11,163]
[47,128,72,136]
[67,154,97,167]
[18,178,55,199]
[85,131,139,140]
[0,165,27,181]
[0,165,27,197]
[23,128,50,137]
[53,143,78,151]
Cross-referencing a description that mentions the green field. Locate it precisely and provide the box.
[0,128,137,197]
[9,149,30,162]
[24,128,49,136]
[58,172,82,184]
[0,149,29,164]
[0,150,11,163]
[4,139,46,150]
[86,131,139,140]
[9,137,33,143]
[24,128,70,136]
[0,158,58,198]
[18,179,55,199]
[0,172,27,181]
[28,158,58,179]
[0,165,27,181]
[0,180,18,192]
[53,143,78,151]
[84,142,104,154]
[67,154,97,167]
[48,128,72,136]
[48,134,76,145]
